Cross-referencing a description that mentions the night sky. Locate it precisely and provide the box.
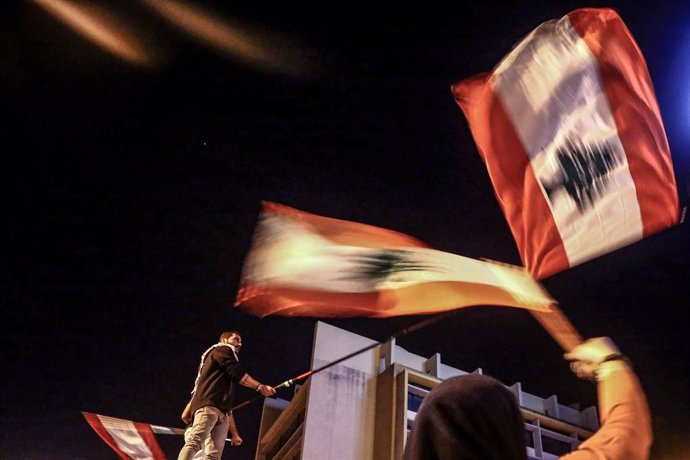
[4,1,690,459]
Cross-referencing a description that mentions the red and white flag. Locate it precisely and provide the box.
[83,412,168,460]
[452,8,679,279]
[235,202,555,318]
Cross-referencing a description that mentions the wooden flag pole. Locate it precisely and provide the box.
[529,306,583,352]
[478,258,583,352]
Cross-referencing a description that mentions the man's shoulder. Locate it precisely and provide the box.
[211,345,238,359]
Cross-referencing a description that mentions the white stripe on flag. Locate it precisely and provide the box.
[243,211,552,309]
[492,14,643,267]
[85,412,165,460]
[236,202,556,317]
[97,414,156,460]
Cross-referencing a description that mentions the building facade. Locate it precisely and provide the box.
[255,322,598,460]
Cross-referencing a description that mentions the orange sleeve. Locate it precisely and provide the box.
[561,363,652,460]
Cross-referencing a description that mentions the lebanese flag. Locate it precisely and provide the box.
[235,202,555,318]
[452,8,679,280]
[82,412,168,460]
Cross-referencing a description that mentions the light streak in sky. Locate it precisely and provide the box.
[33,0,151,65]
[141,0,317,77]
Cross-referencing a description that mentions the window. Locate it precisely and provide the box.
[407,393,424,412]
[541,434,574,456]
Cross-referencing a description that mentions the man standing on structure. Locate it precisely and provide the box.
[178,330,276,460]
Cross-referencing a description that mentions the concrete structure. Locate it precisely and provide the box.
[255,322,598,460]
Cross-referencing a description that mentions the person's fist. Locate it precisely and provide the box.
[258,384,276,397]
[564,337,620,380]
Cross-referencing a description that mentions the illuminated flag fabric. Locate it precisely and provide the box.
[82,412,168,460]
[235,202,555,318]
[451,8,679,280]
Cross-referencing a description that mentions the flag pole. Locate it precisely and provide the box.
[529,306,583,352]
[231,305,584,413]
[475,258,583,352]
[230,308,468,412]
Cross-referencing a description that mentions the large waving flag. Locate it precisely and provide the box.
[452,8,679,280]
[235,202,555,318]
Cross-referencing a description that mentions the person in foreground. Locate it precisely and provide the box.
[403,337,652,460]
[178,331,276,460]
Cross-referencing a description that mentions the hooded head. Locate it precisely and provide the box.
[404,374,527,460]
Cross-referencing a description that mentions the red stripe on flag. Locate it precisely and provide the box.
[237,285,388,317]
[261,201,430,249]
[569,8,680,236]
[238,280,546,318]
[133,421,167,460]
[82,412,131,460]
[451,75,569,279]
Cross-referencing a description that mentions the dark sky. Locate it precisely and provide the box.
[3,1,689,458]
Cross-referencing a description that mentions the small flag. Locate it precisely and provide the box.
[83,412,168,460]
[235,202,555,318]
[452,8,679,279]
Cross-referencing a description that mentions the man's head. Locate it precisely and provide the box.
[404,374,527,460]
[219,331,242,352]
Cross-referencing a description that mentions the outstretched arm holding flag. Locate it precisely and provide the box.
[562,337,652,459]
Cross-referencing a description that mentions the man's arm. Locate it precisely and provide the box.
[561,338,652,460]
[227,412,242,446]
[181,401,192,425]
[239,373,276,397]
[216,348,248,381]
[215,347,276,397]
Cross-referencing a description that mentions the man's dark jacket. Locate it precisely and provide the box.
[189,346,247,416]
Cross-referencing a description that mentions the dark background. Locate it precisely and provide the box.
[3,0,689,458]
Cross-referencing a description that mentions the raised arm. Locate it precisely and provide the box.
[561,337,652,460]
